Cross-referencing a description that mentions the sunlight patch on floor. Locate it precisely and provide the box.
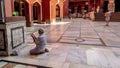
[33,21,71,26]
[51,21,71,25]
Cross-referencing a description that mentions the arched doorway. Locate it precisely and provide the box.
[103,1,108,13]
[33,2,41,23]
[14,0,25,16]
[56,4,61,20]
[115,0,120,12]
[84,5,88,12]
[71,7,74,14]
[21,2,25,16]
[56,4,60,18]
[77,5,82,13]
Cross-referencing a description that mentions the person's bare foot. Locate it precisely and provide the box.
[106,24,109,26]
[30,51,46,55]
[45,48,49,52]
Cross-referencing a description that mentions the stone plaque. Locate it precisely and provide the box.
[0,30,5,50]
[11,26,24,49]
[0,0,5,23]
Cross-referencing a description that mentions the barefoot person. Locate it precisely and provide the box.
[105,10,111,26]
[30,29,49,55]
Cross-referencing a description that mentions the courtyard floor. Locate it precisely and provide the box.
[1,18,120,68]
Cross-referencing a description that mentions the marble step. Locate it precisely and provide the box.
[0,62,37,68]
[68,63,103,68]
[1,56,107,68]
[0,62,8,67]
[13,64,36,68]
[1,56,50,68]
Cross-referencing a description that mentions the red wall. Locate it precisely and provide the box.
[69,1,100,12]
[63,0,69,17]
[4,0,12,17]
[42,0,50,21]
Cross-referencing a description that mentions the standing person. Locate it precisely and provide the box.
[96,6,100,13]
[90,9,95,21]
[69,8,72,19]
[82,10,86,19]
[104,10,111,26]
[30,28,49,55]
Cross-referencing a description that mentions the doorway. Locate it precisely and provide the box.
[84,5,88,12]
[56,4,60,17]
[33,2,41,23]
[115,0,120,12]
[77,5,82,13]
[56,4,61,20]
[103,1,108,13]
[14,0,25,16]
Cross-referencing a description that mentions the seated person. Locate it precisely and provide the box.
[30,28,49,55]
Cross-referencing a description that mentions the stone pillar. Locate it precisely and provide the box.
[63,0,69,17]
[108,0,115,12]
[0,0,5,22]
[11,0,14,13]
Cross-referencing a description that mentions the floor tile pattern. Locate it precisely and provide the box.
[1,18,120,68]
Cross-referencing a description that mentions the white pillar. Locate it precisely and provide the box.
[108,0,115,12]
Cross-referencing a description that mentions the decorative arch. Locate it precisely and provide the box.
[24,0,30,4]
[56,4,60,17]
[32,2,41,23]
[32,1,41,6]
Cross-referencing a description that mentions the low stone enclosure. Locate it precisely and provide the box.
[0,16,26,56]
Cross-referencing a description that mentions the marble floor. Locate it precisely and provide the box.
[1,18,120,68]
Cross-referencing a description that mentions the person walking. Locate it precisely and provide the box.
[104,10,111,26]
